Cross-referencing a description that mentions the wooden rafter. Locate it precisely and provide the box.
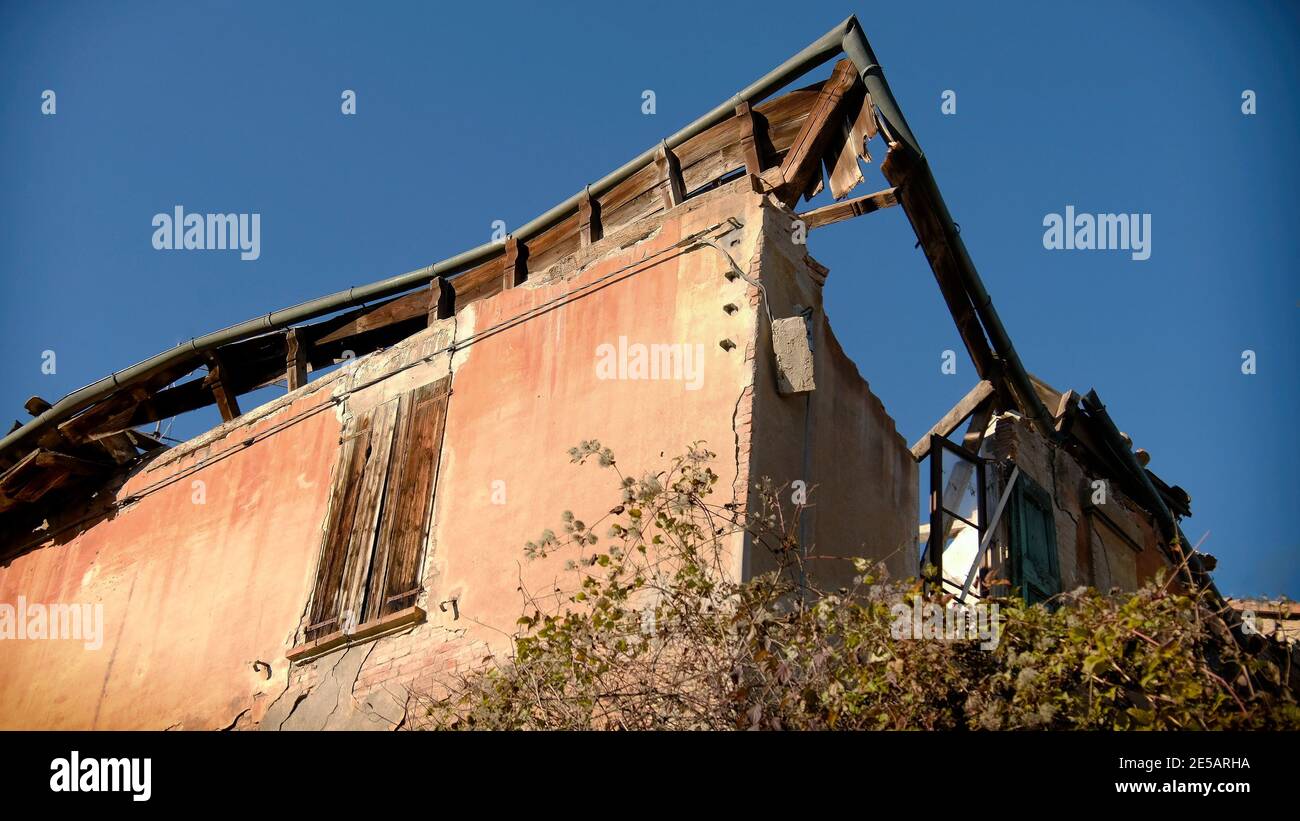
[501,236,528,290]
[797,187,897,230]
[654,143,686,209]
[203,353,242,422]
[910,380,996,461]
[0,70,846,516]
[285,327,308,391]
[429,277,455,322]
[774,59,860,208]
[734,101,765,177]
[578,188,602,247]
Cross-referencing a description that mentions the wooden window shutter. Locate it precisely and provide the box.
[1009,474,1061,605]
[306,412,376,641]
[305,376,452,642]
[363,377,451,621]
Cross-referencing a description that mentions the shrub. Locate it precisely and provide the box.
[415,443,1300,730]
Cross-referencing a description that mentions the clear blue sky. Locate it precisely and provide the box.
[1,1,1296,598]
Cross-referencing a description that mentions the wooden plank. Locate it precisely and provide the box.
[306,414,373,640]
[578,187,602,247]
[911,380,996,461]
[735,101,765,176]
[429,277,455,322]
[123,428,166,453]
[654,143,686,210]
[23,396,52,416]
[8,80,834,466]
[0,448,108,512]
[311,291,427,347]
[202,353,241,422]
[96,433,138,466]
[775,60,860,207]
[1054,389,1080,434]
[56,358,199,444]
[364,378,451,621]
[337,399,399,633]
[797,187,898,230]
[520,212,579,275]
[825,91,877,200]
[501,236,528,290]
[285,327,308,391]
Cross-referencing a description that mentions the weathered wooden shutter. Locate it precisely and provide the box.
[306,412,376,641]
[363,378,451,621]
[1009,474,1061,605]
[305,377,451,641]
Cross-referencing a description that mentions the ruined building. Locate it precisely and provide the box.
[0,17,1211,729]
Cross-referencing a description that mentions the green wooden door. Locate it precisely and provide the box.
[1009,474,1061,604]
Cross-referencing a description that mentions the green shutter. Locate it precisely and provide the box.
[1009,474,1060,605]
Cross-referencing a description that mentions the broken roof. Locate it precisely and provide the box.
[0,15,1195,588]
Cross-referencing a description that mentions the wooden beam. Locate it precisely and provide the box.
[23,396,52,416]
[59,386,153,444]
[501,236,528,290]
[0,80,846,485]
[774,59,859,208]
[824,91,877,200]
[0,448,109,512]
[429,277,455,322]
[312,292,426,347]
[797,187,898,230]
[285,327,308,391]
[654,142,685,210]
[203,354,241,422]
[735,101,765,176]
[96,433,138,466]
[577,188,602,247]
[911,380,995,461]
[1054,389,1080,434]
[123,428,166,453]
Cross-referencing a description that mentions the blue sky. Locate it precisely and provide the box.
[1,1,1296,598]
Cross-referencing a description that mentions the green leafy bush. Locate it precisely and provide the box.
[416,443,1300,730]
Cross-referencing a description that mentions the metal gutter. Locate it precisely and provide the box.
[0,17,856,461]
[838,17,1057,440]
[1,13,1057,463]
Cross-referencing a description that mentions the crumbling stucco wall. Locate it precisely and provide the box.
[0,384,342,729]
[0,177,918,730]
[741,195,917,588]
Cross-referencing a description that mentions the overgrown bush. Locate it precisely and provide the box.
[415,443,1300,730]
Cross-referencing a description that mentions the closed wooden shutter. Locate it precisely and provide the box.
[1009,474,1061,605]
[364,378,451,621]
[305,376,451,641]
[306,413,375,641]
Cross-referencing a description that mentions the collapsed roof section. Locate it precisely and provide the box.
[0,15,1198,590]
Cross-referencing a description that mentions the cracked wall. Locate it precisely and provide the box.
[0,176,919,729]
[742,194,918,588]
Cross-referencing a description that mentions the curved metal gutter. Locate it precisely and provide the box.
[0,17,854,461]
[1,13,1056,460]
